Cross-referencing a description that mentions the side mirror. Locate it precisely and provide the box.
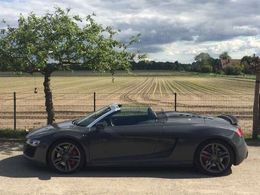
[95,122,105,131]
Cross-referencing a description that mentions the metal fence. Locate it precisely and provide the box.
[0,92,253,132]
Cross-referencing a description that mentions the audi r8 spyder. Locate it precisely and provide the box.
[24,103,248,176]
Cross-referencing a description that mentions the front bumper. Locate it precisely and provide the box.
[23,143,48,165]
[23,143,37,158]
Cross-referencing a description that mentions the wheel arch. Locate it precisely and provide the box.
[193,136,237,165]
[46,136,87,166]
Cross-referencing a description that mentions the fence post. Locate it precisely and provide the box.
[174,93,177,112]
[93,92,96,112]
[13,92,16,131]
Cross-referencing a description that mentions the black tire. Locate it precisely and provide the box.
[48,139,85,173]
[195,140,234,176]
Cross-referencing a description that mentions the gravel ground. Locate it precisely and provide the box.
[0,141,260,195]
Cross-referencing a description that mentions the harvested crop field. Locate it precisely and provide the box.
[0,74,255,133]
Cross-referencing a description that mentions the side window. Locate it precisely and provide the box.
[97,111,121,127]
[97,107,155,127]
[110,110,150,126]
[98,116,112,127]
[97,111,134,126]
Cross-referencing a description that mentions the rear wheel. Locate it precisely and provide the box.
[195,140,234,176]
[48,140,84,173]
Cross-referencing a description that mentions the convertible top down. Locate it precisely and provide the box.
[24,103,248,175]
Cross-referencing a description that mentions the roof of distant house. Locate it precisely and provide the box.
[220,59,241,67]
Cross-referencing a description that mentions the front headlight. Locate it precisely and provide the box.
[26,139,41,147]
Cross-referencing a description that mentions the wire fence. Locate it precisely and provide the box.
[0,92,253,132]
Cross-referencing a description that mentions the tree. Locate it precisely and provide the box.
[241,54,260,139]
[219,51,231,61]
[194,52,211,63]
[241,55,255,74]
[219,51,231,71]
[208,58,222,73]
[194,52,214,73]
[223,64,243,75]
[0,8,142,125]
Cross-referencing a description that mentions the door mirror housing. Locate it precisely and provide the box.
[95,121,107,131]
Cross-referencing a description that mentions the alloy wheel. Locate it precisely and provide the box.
[51,142,81,173]
[199,142,231,175]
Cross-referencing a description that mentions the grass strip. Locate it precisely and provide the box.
[0,129,28,139]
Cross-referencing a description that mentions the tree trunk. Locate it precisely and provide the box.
[43,72,55,125]
[112,72,115,83]
[252,72,260,139]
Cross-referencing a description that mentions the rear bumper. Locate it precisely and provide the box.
[233,138,248,165]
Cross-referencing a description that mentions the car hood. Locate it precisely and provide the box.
[26,120,79,138]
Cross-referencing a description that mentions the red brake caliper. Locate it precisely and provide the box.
[69,149,79,167]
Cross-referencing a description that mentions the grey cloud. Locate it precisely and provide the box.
[83,0,260,49]
[2,0,260,44]
[194,21,259,42]
[116,19,193,45]
[0,0,260,58]
[140,45,163,53]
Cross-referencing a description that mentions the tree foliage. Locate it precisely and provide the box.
[241,55,258,74]
[223,64,243,75]
[193,52,215,73]
[0,8,143,124]
[0,8,141,73]
[131,60,191,71]
[219,52,231,61]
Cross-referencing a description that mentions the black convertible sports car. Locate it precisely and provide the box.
[24,103,248,175]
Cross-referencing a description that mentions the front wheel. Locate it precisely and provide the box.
[195,140,234,176]
[48,140,84,173]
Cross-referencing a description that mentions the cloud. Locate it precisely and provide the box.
[141,45,163,53]
[0,0,260,62]
[160,36,260,62]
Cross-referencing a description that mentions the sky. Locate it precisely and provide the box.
[0,0,260,63]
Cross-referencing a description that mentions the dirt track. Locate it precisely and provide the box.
[0,141,260,195]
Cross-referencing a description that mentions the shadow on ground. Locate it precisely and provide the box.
[246,140,260,147]
[0,155,219,180]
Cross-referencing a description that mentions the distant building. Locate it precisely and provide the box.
[220,59,241,69]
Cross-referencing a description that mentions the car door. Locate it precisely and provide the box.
[88,121,163,164]
[153,117,206,161]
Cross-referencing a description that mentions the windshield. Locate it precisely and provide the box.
[75,106,111,127]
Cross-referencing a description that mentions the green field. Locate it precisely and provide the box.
[0,73,255,133]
